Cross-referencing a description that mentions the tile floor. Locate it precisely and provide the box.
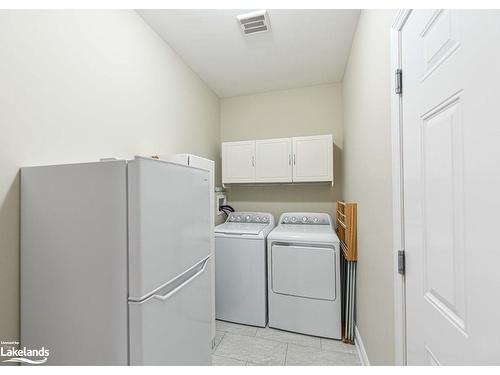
[212,320,360,366]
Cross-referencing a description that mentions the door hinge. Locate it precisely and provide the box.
[395,69,402,95]
[398,250,405,275]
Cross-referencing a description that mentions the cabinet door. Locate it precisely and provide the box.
[255,138,292,183]
[292,135,333,182]
[222,141,255,183]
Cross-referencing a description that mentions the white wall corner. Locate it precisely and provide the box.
[354,325,370,366]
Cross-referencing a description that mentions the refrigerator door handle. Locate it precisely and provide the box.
[152,256,210,302]
[131,256,210,305]
[151,257,210,301]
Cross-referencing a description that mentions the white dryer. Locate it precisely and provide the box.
[215,212,275,327]
[267,212,341,339]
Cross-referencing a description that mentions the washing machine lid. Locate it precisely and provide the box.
[215,222,268,236]
[267,224,340,244]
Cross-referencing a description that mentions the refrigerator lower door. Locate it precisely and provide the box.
[129,256,212,365]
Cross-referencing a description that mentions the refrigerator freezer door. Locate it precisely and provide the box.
[158,154,217,348]
[129,257,212,365]
[128,157,211,300]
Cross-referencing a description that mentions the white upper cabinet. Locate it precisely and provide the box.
[222,135,333,184]
[255,138,292,183]
[221,141,255,183]
[292,135,333,182]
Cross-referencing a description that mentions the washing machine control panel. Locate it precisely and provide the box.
[280,213,331,225]
[227,212,273,224]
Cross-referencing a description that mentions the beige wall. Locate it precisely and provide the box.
[220,83,343,220]
[341,10,396,365]
[0,10,220,343]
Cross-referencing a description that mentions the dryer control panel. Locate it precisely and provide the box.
[227,212,274,224]
[279,213,331,225]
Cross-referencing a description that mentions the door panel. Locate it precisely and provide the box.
[255,138,292,183]
[421,10,460,80]
[292,135,333,182]
[422,95,466,332]
[222,141,255,183]
[402,10,500,364]
[128,157,211,300]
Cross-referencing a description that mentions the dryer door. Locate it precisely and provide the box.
[271,244,336,301]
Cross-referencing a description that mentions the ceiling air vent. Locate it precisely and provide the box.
[236,10,271,36]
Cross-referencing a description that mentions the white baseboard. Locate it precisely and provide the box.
[354,325,370,366]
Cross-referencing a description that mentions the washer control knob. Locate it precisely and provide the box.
[235,216,241,222]
[302,216,308,223]
[291,216,297,223]
[255,216,261,222]
[262,216,269,223]
[246,215,251,222]
[283,217,290,223]
[313,217,319,223]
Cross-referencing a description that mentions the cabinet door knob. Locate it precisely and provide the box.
[251,156,255,167]
[288,154,291,165]
[293,154,296,165]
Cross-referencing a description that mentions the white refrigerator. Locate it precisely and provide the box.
[21,156,213,365]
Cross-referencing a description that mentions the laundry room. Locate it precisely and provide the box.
[1,1,499,371]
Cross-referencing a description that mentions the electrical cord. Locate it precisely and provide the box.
[219,205,235,212]
[218,204,235,219]
[220,208,231,219]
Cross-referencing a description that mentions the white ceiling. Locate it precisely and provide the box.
[137,10,360,98]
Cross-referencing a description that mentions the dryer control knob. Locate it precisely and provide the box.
[302,216,308,223]
[291,217,297,223]
[283,217,290,223]
[313,217,319,223]
[246,215,251,222]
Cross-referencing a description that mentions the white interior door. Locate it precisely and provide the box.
[255,138,292,183]
[402,10,500,365]
[292,135,333,182]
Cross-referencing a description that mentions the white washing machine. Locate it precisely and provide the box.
[267,212,341,339]
[215,212,275,327]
